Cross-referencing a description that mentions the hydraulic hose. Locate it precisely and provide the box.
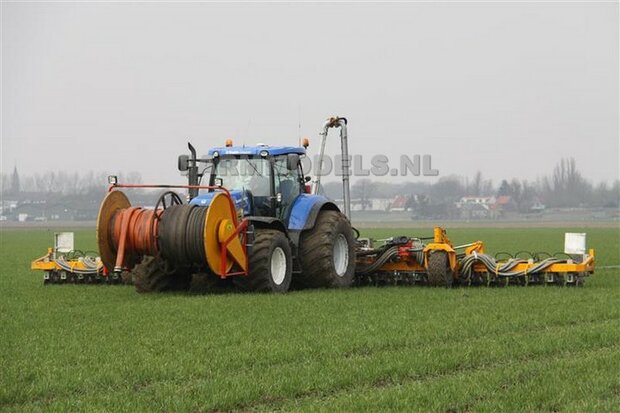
[459,253,567,278]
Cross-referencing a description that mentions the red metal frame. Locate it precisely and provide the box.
[108,183,231,197]
[109,183,237,231]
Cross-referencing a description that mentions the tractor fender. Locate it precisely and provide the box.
[287,194,339,232]
[189,190,252,216]
[247,217,288,234]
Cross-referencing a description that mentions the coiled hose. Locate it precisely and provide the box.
[158,204,208,266]
[54,257,103,275]
[459,253,567,278]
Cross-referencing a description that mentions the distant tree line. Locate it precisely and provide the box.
[1,168,143,196]
[0,158,618,221]
[322,158,619,211]
[0,169,148,220]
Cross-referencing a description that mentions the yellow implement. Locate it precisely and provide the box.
[355,227,595,287]
[31,248,107,284]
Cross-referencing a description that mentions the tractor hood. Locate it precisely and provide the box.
[189,190,252,216]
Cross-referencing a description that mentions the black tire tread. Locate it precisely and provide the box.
[295,210,355,289]
[427,251,453,287]
[233,229,291,293]
[133,256,191,293]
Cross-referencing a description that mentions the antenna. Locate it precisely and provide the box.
[298,104,302,146]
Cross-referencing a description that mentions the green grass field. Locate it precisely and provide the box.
[1,226,619,412]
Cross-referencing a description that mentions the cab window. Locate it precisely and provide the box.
[273,156,302,218]
[213,157,271,197]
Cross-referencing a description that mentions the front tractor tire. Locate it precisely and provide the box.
[295,210,356,289]
[133,256,191,293]
[234,229,292,293]
[427,250,454,287]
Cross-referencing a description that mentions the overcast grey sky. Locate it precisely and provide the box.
[2,2,618,186]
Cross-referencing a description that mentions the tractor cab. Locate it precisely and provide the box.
[184,145,309,223]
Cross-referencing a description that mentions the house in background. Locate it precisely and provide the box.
[334,198,391,212]
[491,195,516,217]
[456,196,497,219]
[389,195,409,212]
[530,198,546,212]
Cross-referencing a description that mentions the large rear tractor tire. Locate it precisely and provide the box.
[295,210,356,289]
[133,256,192,293]
[427,251,454,287]
[233,229,292,293]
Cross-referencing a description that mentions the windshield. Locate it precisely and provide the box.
[213,157,271,197]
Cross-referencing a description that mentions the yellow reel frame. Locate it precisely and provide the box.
[204,192,248,277]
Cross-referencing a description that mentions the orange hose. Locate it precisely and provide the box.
[111,207,161,269]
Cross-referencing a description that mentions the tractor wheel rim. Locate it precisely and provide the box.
[271,247,287,285]
[333,234,349,277]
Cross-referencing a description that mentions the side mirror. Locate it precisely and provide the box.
[178,154,189,172]
[304,176,312,183]
[287,153,300,171]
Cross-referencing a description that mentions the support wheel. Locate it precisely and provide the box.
[295,210,355,289]
[234,229,292,293]
[133,256,191,293]
[427,251,453,287]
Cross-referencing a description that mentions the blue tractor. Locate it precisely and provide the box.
[97,117,356,293]
[168,117,355,292]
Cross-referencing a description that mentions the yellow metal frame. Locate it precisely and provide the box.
[471,249,595,275]
[31,248,104,273]
[423,227,458,271]
[203,192,248,276]
[360,227,595,277]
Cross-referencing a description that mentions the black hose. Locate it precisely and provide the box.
[186,206,207,264]
[159,205,180,262]
[533,251,552,261]
[159,204,208,267]
[514,250,534,260]
[355,246,399,275]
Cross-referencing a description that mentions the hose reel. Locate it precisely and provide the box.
[96,189,247,276]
